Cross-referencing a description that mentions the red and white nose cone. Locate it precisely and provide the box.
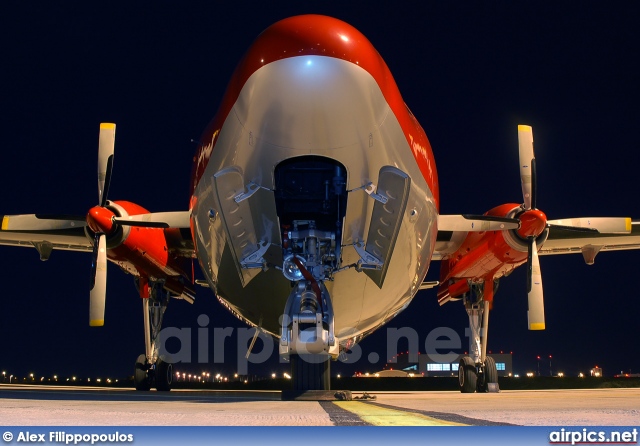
[86,206,115,234]
[517,209,547,238]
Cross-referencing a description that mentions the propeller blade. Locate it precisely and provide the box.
[518,125,535,210]
[113,211,191,229]
[98,123,116,207]
[1,214,86,231]
[89,233,107,327]
[527,238,545,330]
[548,217,631,234]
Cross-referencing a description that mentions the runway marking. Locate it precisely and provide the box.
[319,401,371,426]
[333,401,467,426]
[366,401,517,426]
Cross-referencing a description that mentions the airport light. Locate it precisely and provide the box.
[2,371,5,381]
[53,375,57,381]
[271,373,276,379]
[579,372,585,378]
[234,373,238,378]
[557,372,564,378]
[283,373,291,379]
[526,372,534,378]
[72,377,76,381]
[337,374,341,379]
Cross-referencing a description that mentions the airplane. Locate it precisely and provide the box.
[1,14,639,394]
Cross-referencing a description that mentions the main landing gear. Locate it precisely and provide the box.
[134,278,173,391]
[458,280,499,393]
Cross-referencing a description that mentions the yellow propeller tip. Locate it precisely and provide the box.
[100,123,116,130]
[518,125,532,132]
[529,322,545,330]
[89,320,105,327]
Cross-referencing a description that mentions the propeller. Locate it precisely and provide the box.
[89,123,116,326]
[518,125,546,330]
[516,125,631,330]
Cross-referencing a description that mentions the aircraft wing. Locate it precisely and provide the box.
[433,219,640,262]
[0,214,92,259]
[0,212,196,260]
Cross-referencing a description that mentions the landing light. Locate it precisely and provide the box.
[282,255,305,281]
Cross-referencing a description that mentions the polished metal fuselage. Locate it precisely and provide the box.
[192,56,438,346]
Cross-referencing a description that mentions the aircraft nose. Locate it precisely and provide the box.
[86,206,115,234]
[517,209,547,239]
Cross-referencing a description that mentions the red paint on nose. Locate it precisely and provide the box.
[517,209,547,238]
[86,206,115,234]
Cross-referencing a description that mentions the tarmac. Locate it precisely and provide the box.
[1,384,638,426]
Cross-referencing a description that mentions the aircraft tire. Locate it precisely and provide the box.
[291,354,330,391]
[134,354,151,391]
[483,356,498,391]
[458,356,477,393]
[155,357,173,392]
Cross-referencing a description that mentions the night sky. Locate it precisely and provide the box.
[1,2,639,381]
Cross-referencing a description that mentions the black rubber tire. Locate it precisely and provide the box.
[134,354,151,391]
[483,356,498,390]
[458,356,477,393]
[291,354,330,391]
[155,358,173,392]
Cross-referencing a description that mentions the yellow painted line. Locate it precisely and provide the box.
[333,401,466,426]
[1,217,8,230]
